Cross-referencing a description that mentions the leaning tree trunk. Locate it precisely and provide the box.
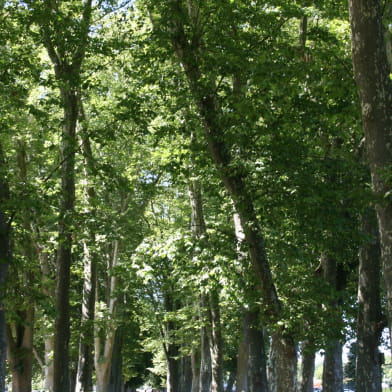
[0,143,10,392]
[356,209,383,392]
[349,0,392,336]
[162,2,296,390]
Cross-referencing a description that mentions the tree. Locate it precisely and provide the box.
[349,0,392,339]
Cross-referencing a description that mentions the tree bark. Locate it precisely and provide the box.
[39,1,92,387]
[268,332,297,392]
[349,0,392,336]
[300,342,315,392]
[322,341,343,392]
[356,209,383,392]
[320,255,343,392]
[208,290,223,392]
[7,308,34,392]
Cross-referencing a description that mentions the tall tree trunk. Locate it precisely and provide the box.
[75,103,97,392]
[300,342,315,392]
[349,0,392,336]
[52,82,78,392]
[188,154,212,392]
[0,143,10,392]
[322,341,343,392]
[356,209,383,392]
[39,1,93,388]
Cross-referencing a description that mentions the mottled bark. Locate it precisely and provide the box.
[349,0,392,336]
[268,333,297,392]
[322,341,343,392]
[356,209,383,392]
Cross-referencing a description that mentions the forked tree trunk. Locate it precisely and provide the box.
[356,209,383,392]
[7,308,34,392]
[349,0,392,337]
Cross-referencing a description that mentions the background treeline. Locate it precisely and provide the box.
[1,1,392,392]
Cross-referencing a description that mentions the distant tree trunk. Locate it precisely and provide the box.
[163,291,181,392]
[268,333,297,392]
[300,342,315,392]
[322,341,343,392]
[0,143,10,392]
[320,255,343,392]
[356,209,383,392]
[349,0,392,337]
[6,308,34,392]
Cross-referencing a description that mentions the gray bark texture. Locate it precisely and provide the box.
[349,0,392,336]
[268,333,297,392]
[356,209,383,392]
